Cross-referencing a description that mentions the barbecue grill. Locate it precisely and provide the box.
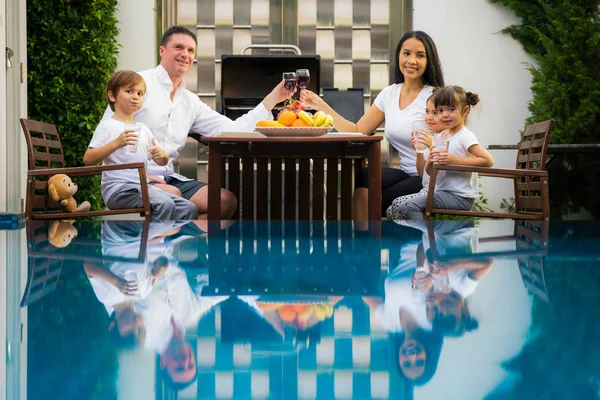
[221,46,320,119]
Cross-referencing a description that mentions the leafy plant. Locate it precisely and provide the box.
[499,197,516,213]
[27,0,120,210]
[489,0,600,218]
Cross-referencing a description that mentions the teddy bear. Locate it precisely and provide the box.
[47,174,91,213]
[48,220,78,248]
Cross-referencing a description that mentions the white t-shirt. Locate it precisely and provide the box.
[88,118,156,204]
[373,83,433,176]
[102,65,272,181]
[434,126,480,198]
[138,264,227,353]
[375,241,431,332]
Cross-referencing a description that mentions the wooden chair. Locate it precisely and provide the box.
[21,118,152,220]
[21,220,150,306]
[425,120,555,220]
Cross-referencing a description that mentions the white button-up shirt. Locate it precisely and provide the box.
[103,65,272,180]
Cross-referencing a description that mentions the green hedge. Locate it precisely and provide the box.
[27,0,120,210]
[490,0,600,218]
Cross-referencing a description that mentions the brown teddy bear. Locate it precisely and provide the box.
[48,174,91,213]
[48,220,78,248]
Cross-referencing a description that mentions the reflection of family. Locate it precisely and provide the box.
[83,25,493,221]
[365,220,493,392]
[84,221,226,390]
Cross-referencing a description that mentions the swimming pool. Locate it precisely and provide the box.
[2,219,600,399]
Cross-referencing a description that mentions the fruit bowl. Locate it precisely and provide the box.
[257,299,335,330]
[254,126,333,137]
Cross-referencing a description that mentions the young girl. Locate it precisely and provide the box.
[386,93,443,220]
[387,85,494,220]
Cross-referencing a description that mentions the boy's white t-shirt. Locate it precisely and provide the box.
[373,83,433,176]
[88,118,156,204]
[434,126,480,198]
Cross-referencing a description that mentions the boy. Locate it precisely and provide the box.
[84,70,198,220]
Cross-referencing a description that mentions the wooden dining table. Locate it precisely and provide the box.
[202,132,383,223]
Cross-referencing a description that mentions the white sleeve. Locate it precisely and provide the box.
[88,121,115,149]
[461,130,480,152]
[190,97,272,137]
[373,85,392,113]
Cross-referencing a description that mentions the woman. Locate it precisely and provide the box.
[301,31,444,225]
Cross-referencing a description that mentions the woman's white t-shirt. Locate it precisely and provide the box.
[373,83,433,176]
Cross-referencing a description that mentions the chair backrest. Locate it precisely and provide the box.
[514,120,555,214]
[21,118,66,212]
[322,88,364,124]
[21,118,66,170]
[516,220,550,302]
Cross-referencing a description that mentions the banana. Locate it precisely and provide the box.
[297,110,315,126]
[257,120,285,127]
[313,111,327,126]
[320,115,334,127]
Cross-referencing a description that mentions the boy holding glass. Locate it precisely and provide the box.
[84,70,198,220]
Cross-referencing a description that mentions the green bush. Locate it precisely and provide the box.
[490,0,600,218]
[27,0,120,210]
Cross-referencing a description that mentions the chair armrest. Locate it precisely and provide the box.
[27,163,146,177]
[432,164,548,178]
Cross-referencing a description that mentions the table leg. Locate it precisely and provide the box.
[208,144,222,221]
[368,141,382,221]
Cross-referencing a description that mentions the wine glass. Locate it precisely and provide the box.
[282,72,297,91]
[296,69,310,106]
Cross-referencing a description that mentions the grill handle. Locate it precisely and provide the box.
[240,44,302,55]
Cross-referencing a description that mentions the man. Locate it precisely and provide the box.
[103,26,295,218]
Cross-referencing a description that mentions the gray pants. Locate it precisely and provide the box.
[386,189,474,221]
[107,183,198,220]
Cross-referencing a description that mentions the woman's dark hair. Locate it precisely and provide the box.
[394,31,444,87]
[391,328,444,387]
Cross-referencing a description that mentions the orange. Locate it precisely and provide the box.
[278,110,297,127]
[293,304,308,313]
[278,305,297,323]
[291,118,309,127]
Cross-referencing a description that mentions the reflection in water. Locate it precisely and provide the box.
[4,220,600,399]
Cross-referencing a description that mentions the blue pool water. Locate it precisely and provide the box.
[2,219,600,399]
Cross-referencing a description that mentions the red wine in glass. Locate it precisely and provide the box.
[282,72,297,91]
[296,69,310,89]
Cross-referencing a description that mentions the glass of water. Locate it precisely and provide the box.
[412,120,429,153]
[123,123,141,155]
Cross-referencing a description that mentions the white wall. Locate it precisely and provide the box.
[414,0,535,210]
[115,0,157,71]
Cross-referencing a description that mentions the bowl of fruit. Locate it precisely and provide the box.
[255,101,334,136]
[257,300,335,330]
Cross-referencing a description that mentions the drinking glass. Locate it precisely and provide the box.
[412,120,429,153]
[296,69,310,106]
[282,72,297,91]
[412,265,430,304]
[295,69,310,90]
[123,123,141,155]
[433,129,451,151]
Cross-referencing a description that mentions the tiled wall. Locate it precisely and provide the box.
[170,0,408,180]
